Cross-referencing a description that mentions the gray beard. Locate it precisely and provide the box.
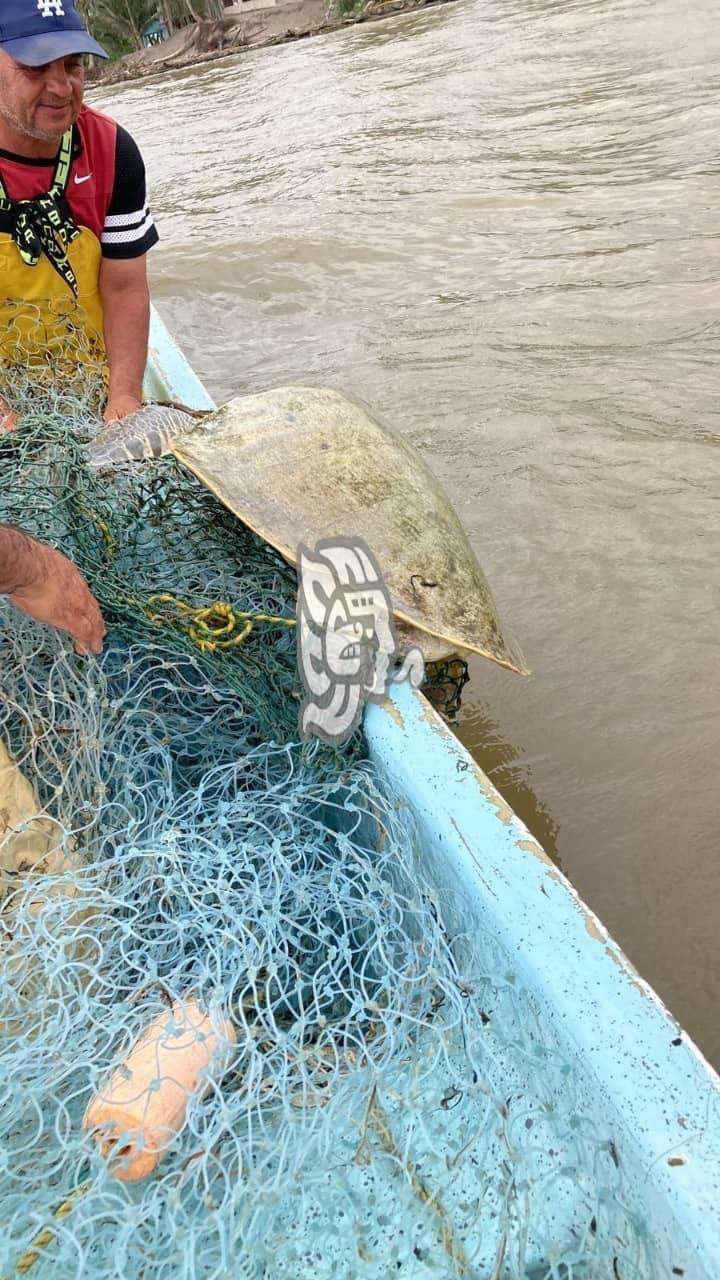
[0,104,64,146]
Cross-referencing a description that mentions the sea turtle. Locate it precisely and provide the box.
[87,386,526,671]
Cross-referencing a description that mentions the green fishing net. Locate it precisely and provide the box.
[0,379,666,1279]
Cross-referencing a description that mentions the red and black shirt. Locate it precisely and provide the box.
[0,104,159,259]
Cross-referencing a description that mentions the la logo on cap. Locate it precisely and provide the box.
[0,0,108,64]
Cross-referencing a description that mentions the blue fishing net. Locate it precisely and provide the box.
[0,388,665,1279]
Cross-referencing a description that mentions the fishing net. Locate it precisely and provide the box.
[0,376,667,1279]
[0,301,107,414]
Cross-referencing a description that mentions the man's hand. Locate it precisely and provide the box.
[5,537,105,655]
[103,393,142,424]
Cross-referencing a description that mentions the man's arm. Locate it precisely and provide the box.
[0,525,105,655]
[0,525,33,595]
[99,254,150,424]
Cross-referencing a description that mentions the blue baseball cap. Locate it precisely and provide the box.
[0,0,108,67]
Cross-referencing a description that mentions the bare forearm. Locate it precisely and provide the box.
[0,524,105,654]
[0,524,38,594]
[100,275,150,404]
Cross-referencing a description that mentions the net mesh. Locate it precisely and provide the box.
[0,377,667,1279]
[0,300,107,412]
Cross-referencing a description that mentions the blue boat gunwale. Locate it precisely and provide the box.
[145,305,720,1278]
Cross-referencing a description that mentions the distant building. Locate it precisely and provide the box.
[224,0,280,10]
[141,16,170,47]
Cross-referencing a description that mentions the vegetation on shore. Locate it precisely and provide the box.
[83,0,455,84]
[78,1,227,59]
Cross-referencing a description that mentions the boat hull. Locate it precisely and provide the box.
[145,306,720,1278]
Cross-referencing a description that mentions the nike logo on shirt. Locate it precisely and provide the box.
[74,173,92,185]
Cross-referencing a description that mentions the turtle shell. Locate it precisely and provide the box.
[170,386,526,672]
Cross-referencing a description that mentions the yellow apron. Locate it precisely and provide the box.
[0,130,107,402]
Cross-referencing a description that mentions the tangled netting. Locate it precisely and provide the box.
[0,380,666,1279]
[0,301,107,412]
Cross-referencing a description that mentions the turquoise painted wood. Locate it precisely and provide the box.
[145,305,720,1277]
[366,684,720,1278]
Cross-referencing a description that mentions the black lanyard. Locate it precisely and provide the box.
[0,131,82,296]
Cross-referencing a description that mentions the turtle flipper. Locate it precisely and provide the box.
[87,404,195,469]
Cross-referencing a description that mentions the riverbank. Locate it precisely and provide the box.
[89,0,459,87]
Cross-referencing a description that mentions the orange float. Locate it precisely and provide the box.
[83,997,236,1182]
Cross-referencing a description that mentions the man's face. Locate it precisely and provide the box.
[0,50,85,148]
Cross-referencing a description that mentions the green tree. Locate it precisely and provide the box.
[78,0,155,53]
[161,0,227,29]
[79,0,226,56]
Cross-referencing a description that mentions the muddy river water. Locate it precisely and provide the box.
[95,0,720,1063]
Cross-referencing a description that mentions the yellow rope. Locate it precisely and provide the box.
[76,500,115,560]
[144,592,296,653]
[3,1181,90,1277]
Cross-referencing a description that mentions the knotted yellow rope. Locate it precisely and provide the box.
[144,593,296,653]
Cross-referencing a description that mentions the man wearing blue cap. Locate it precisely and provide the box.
[0,0,158,427]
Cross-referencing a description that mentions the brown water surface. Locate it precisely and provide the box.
[94,0,720,1063]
